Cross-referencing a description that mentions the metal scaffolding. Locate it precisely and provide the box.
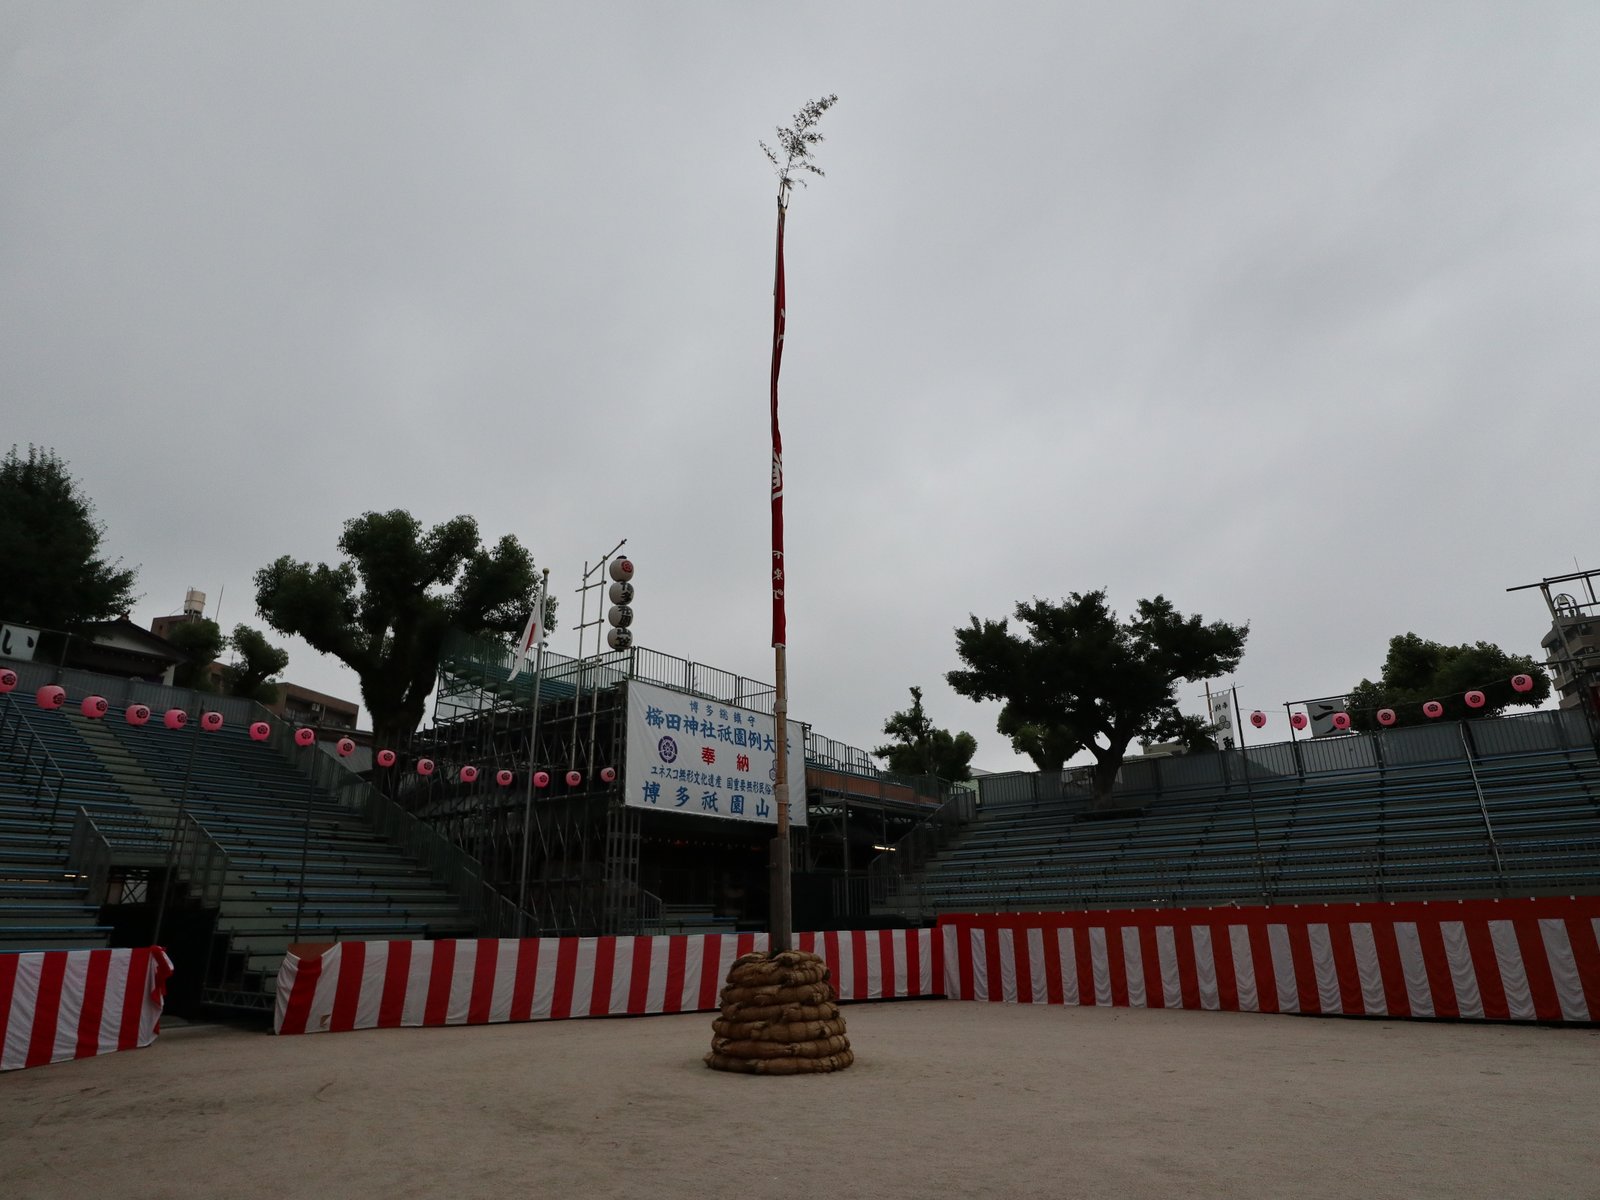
[397,631,959,936]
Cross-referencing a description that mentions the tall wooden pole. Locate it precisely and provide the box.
[516,567,550,938]
[769,188,793,953]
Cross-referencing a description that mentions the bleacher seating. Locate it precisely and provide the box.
[1,680,478,1010]
[0,695,164,950]
[912,730,1600,914]
[101,715,476,1003]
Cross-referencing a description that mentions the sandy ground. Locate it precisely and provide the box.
[3,1002,1598,1200]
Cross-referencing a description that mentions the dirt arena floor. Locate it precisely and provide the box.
[4,1000,1598,1200]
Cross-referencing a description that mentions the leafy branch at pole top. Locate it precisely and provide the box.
[761,94,838,207]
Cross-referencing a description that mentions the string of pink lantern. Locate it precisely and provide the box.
[0,672,618,786]
[1248,673,1539,732]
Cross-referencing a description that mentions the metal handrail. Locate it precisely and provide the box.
[638,887,664,935]
[0,693,70,822]
[65,806,113,907]
[250,702,536,937]
[1458,724,1507,887]
[864,788,978,920]
[174,811,231,911]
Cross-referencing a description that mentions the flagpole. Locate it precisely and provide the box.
[769,188,794,954]
[516,567,550,938]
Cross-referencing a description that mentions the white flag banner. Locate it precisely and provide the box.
[624,680,806,826]
[1208,691,1236,750]
[508,584,545,681]
[0,624,39,662]
[1308,696,1349,738]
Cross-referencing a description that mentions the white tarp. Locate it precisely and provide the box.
[624,679,807,826]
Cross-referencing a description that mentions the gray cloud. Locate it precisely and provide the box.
[4,1,1593,765]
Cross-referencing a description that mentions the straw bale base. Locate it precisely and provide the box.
[705,951,852,1075]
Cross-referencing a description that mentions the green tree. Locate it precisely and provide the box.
[948,591,1248,807]
[1347,633,1551,729]
[0,445,139,627]
[223,623,290,704]
[165,617,224,690]
[873,686,978,783]
[253,510,554,747]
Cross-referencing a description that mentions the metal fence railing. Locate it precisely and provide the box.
[1,659,264,727]
[977,709,1595,812]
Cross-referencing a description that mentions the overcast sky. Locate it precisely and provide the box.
[4,2,1593,769]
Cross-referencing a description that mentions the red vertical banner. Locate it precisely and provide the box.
[769,207,787,648]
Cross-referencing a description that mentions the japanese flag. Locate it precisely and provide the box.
[508,582,545,680]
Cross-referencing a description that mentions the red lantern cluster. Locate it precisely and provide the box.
[1278,670,1549,733]
[13,683,615,793]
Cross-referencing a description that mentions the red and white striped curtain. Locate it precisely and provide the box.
[1,946,173,1071]
[939,897,1600,1022]
[275,928,939,1036]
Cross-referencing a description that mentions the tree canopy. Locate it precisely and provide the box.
[948,591,1248,806]
[1347,633,1551,729]
[166,617,224,690]
[254,510,553,746]
[0,445,139,628]
[223,623,290,704]
[873,686,978,783]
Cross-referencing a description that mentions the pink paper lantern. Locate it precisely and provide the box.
[337,737,356,757]
[566,770,582,787]
[164,708,188,730]
[200,711,224,732]
[1376,708,1397,727]
[1464,690,1486,709]
[600,766,617,783]
[460,765,479,784]
[533,770,551,789]
[1289,712,1308,731]
[376,749,397,768]
[0,668,18,693]
[293,726,316,747]
[496,769,514,787]
[80,695,109,719]
[1248,711,1266,729]
[36,685,66,711]
[417,758,435,777]
[1423,700,1444,719]
[127,704,152,727]
[1331,712,1352,731]
[1511,673,1533,694]
[249,721,271,741]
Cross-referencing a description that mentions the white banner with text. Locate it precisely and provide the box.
[624,680,807,826]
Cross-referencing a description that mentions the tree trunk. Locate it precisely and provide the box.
[1089,748,1126,811]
